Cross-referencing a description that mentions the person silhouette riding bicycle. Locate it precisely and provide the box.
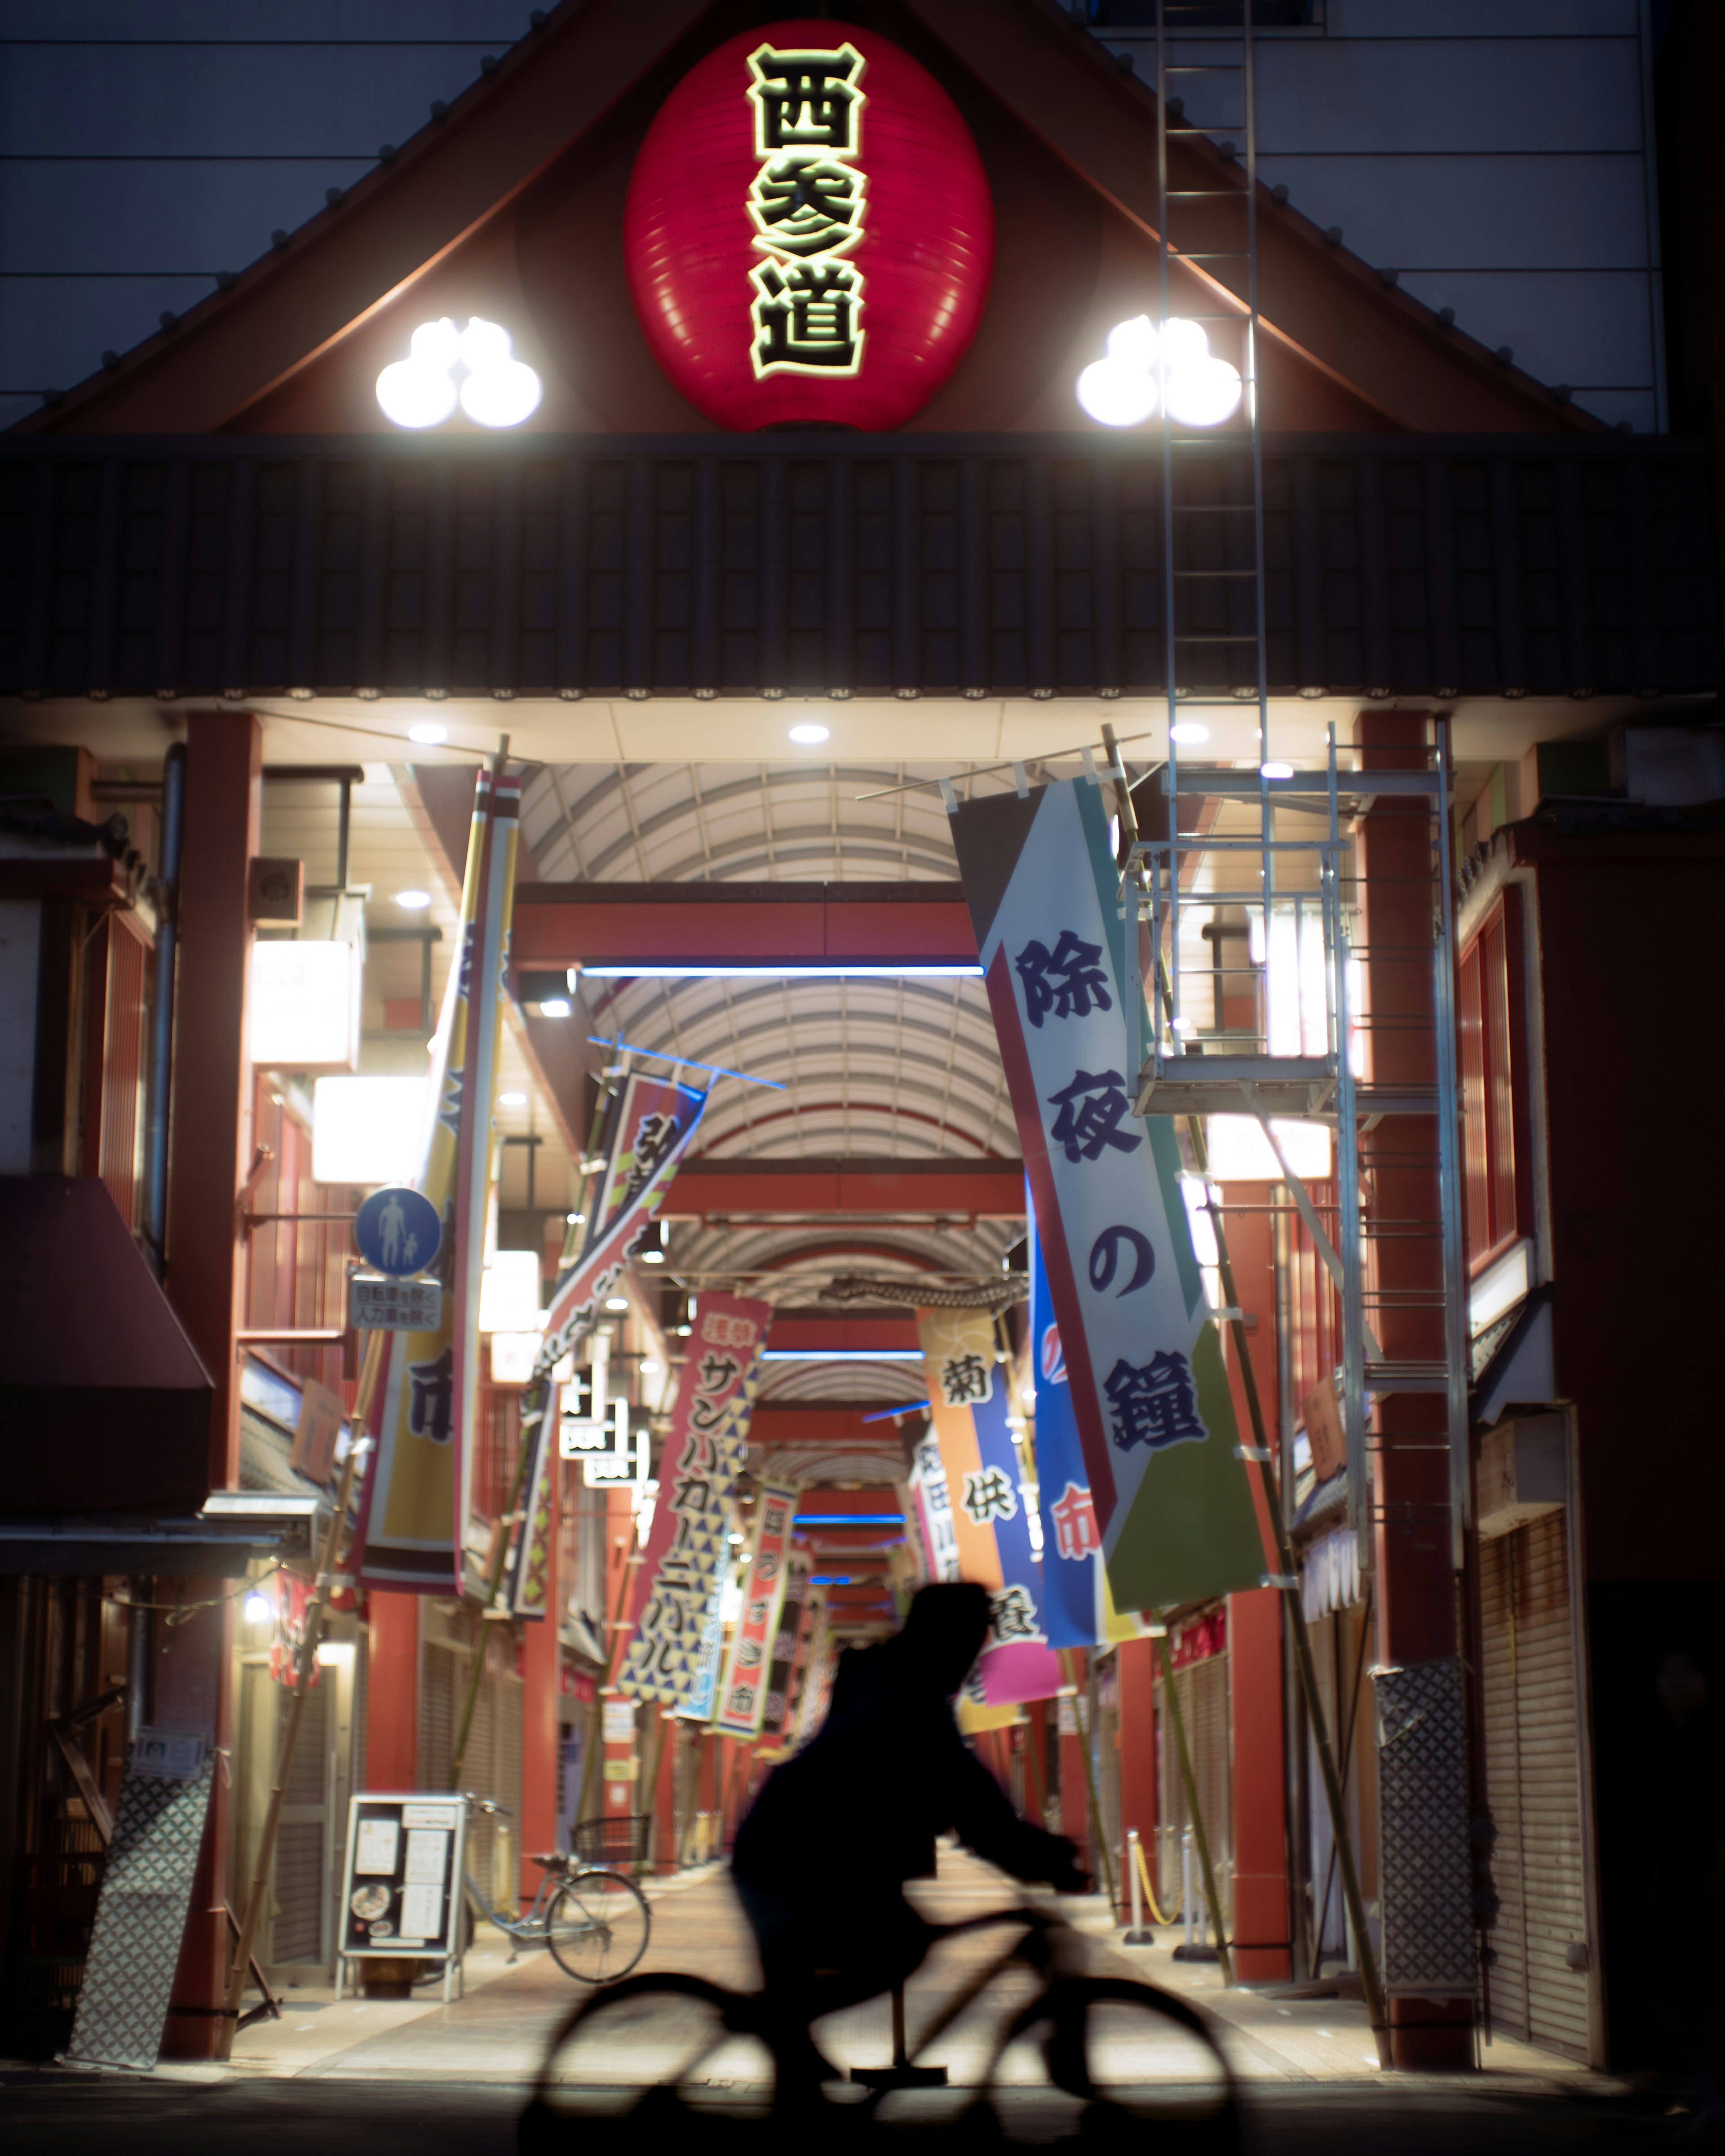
[731,1581,1088,2093]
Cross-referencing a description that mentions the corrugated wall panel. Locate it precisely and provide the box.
[1480,1511,1590,2060]
[0,436,1713,701]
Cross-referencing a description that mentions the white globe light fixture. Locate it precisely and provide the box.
[457,317,543,429]
[376,315,542,432]
[788,721,830,745]
[1076,314,1242,431]
[376,318,461,429]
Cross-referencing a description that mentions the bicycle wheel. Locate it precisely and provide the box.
[546,1866,650,1984]
[1007,1974,1238,2151]
[525,1970,773,2129]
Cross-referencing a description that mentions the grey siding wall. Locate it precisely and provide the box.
[0,1,528,429]
[1090,0,1664,434]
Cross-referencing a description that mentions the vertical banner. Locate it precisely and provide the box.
[616,1293,772,1707]
[907,1427,960,1583]
[675,1573,728,1724]
[508,1071,708,1619]
[759,1552,814,1742]
[450,762,520,1584]
[919,1308,1064,1706]
[1031,1193,1149,1649]
[715,1480,799,1738]
[354,767,518,1593]
[947,776,1267,1613]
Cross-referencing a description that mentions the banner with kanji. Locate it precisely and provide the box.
[1031,1193,1151,1649]
[907,1426,960,1584]
[616,1293,771,1707]
[760,1552,814,1741]
[507,1070,708,1619]
[918,1308,1064,1707]
[354,766,519,1594]
[715,1480,800,1737]
[947,775,1266,1612]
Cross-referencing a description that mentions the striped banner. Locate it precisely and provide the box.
[353,766,518,1594]
[947,774,1266,1612]
[917,1308,1064,1707]
[715,1480,799,1738]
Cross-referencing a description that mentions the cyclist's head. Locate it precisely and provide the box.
[896,1582,993,1695]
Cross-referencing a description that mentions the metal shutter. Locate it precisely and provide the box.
[1480,1512,1589,2059]
[270,1679,328,1965]
[1154,1651,1232,1924]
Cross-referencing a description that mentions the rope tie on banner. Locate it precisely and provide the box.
[1133,1830,1171,1927]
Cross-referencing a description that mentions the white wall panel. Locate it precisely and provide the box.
[0,46,500,156]
[1257,155,1650,274]
[0,159,377,271]
[1396,270,1655,388]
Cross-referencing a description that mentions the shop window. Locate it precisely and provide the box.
[1458,887,1533,1274]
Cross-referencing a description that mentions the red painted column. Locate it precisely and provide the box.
[165,709,262,1491]
[653,1707,678,1874]
[1227,1587,1289,1979]
[520,1511,560,1902]
[1357,711,1473,2068]
[365,1593,420,1789]
[157,711,261,2060]
[1115,1638,1158,1917]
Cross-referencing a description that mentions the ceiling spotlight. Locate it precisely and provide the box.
[605,1294,630,1312]
[1169,721,1209,746]
[676,1323,692,1336]
[1261,760,1295,780]
[788,721,830,745]
[536,997,572,1018]
[641,1247,665,1264]
[243,1593,272,1625]
[396,889,432,909]
[566,1211,585,1225]
[499,1089,527,1106]
[407,722,448,745]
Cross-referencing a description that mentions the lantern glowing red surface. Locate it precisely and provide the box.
[624,19,994,432]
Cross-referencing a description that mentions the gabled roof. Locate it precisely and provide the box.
[16,0,1593,438]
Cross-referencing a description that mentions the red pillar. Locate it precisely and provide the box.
[1358,711,1473,2068]
[653,1707,678,1873]
[365,1593,420,1789]
[520,1515,560,1901]
[165,709,262,1492]
[157,710,261,2060]
[1115,1638,1158,1917]
[1227,1587,1289,1979]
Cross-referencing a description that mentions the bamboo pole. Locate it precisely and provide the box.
[216,1330,385,2058]
[1151,1617,1233,1984]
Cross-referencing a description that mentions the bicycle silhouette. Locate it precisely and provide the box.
[519,1894,1238,2148]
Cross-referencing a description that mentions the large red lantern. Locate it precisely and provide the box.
[624,19,994,432]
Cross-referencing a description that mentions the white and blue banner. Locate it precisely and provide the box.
[949,775,1265,1613]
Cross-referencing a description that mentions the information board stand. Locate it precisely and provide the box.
[334,1792,468,2002]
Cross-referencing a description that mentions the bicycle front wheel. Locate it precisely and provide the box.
[547,1867,650,1984]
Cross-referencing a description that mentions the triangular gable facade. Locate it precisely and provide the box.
[17,0,1591,441]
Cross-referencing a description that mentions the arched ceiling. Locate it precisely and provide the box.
[518,757,1031,1444]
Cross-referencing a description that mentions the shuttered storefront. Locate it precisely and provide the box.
[1479,1510,1591,2059]
[1154,1635,1231,1926]
[420,1613,524,1909]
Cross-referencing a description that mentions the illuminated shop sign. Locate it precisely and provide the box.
[624,19,993,432]
[746,42,867,379]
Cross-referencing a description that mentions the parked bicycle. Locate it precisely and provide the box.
[460,1794,650,1985]
[518,1894,1237,2144]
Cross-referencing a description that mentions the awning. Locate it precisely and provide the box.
[0,1176,213,1516]
[0,1492,327,1576]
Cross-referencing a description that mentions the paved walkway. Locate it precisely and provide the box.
[205,1848,1606,2097]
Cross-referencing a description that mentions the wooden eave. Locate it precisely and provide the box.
[17,0,1596,439]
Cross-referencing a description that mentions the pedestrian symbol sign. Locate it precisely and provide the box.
[354,1185,441,1278]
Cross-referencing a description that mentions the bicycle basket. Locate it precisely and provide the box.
[572,1812,653,1866]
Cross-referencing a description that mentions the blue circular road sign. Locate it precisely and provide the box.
[354,1185,442,1278]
